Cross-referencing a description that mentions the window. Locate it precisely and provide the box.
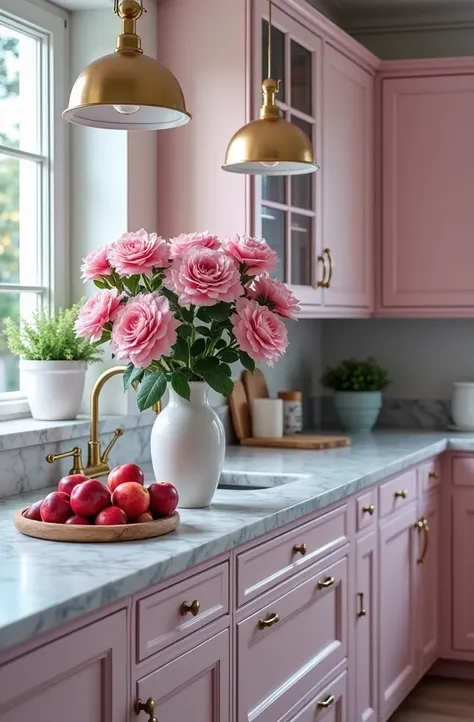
[0,0,68,415]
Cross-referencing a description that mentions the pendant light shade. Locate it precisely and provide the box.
[63,0,191,131]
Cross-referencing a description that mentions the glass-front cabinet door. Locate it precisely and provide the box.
[253,0,323,308]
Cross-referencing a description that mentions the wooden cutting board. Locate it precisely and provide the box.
[229,379,350,450]
[243,368,269,401]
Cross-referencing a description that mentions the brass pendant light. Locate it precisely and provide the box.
[222,0,319,175]
[63,0,191,131]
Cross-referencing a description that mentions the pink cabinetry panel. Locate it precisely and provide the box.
[323,45,374,311]
[379,504,418,721]
[451,456,474,487]
[416,491,440,670]
[0,610,127,722]
[237,553,348,722]
[237,505,348,606]
[381,74,474,311]
[379,468,417,518]
[137,562,228,661]
[288,670,348,722]
[355,531,378,722]
[452,491,474,651]
[136,629,230,722]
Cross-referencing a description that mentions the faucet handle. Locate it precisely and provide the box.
[100,428,124,464]
[46,446,84,475]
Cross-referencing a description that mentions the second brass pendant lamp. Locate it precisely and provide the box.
[222,0,319,175]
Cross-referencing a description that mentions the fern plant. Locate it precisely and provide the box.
[4,303,102,363]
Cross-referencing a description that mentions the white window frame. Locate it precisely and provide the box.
[0,0,69,418]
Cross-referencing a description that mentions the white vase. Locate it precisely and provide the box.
[150,382,226,508]
[20,360,87,421]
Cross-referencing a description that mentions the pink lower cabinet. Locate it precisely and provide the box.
[355,531,378,722]
[237,551,348,722]
[0,610,128,722]
[134,629,230,722]
[452,490,474,651]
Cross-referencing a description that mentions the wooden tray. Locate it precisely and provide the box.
[14,508,180,543]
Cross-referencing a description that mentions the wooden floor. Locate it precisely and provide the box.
[390,678,474,721]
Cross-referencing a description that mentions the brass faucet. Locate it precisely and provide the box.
[46,365,161,479]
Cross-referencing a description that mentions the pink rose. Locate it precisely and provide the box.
[80,245,113,282]
[165,247,243,307]
[111,293,178,368]
[231,298,288,366]
[224,234,277,276]
[107,229,170,277]
[248,275,300,319]
[75,289,122,342]
[169,232,221,259]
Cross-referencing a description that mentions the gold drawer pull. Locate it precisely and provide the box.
[258,612,280,629]
[293,543,307,556]
[135,697,157,722]
[317,576,335,590]
[429,471,439,480]
[317,694,335,709]
[362,504,375,516]
[414,516,429,565]
[394,489,407,499]
[180,599,200,617]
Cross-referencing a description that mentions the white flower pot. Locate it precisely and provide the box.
[20,360,87,421]
[150,382,226,508]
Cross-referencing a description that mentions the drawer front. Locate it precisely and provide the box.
[452,456,474,487]
[237,506,348,607]
[137,562,229,661]
[418,458,441,493]
[379,469,417,518]
[237,554,348,722]
[288,670,348,722]
[356,489,377,532]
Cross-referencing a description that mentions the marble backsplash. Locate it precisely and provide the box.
[320,396,453,430]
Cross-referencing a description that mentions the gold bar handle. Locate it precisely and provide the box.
[258,612,280,629]
[357,592,367,618]
[46,446,84,475]
[323,248,333,288]
[394,489,407,499]
[317,254,329,288]
[415,516,429,564]
[317,694,335,709]
[317,576,335,590]
[134,697,157,722]
[292,543,307,556]
[180,600,200,617]
[362,504,375,516]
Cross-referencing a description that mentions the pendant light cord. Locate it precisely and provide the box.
[267,0,272,79]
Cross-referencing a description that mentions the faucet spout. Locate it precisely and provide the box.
[87,365,128,476]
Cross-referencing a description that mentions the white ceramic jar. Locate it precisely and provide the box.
[278,391,303,435]
[452,382,474,429]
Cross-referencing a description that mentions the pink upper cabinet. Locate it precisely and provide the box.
[322,45,374,313]
[380,68,474,315]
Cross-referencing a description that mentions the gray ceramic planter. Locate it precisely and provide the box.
[333,391,382,432]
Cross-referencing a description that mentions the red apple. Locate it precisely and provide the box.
[65,515,90,525]
[111,482,149,519]
[135,511,153,523]
[57,491,70,502]
[70,480,110,517]
[58,474,90,496]
[95,506,128,525]
[148,482,179,518]
[40,492,72,524]
[107,463,144,493]
[24,499,43,521]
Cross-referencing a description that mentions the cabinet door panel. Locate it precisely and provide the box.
[0,611,127,722]
[136,629,230,722]
[355,532,378,722]
[452,492,474,651]
[323,46,373,310]
[379,505,418,720]
[382,74,474,309]
[417,492,440,670]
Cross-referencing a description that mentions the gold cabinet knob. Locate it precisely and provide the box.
[258,612,280,629]
[317,694,335,709]
[394,489,407,499]
[292,543,307,556]
[429,471,439,480]
[362,504,375,516]
[180,600,200,617]
[317,576,335,590]
[135,698,157,722]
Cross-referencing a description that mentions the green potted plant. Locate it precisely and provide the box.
[321,357,390,432]
[4,303,102,421]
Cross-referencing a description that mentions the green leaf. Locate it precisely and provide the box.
[190,338,206,357]
[177,325,192,339]
[122,363,135,391]
[93,279,107,290]
[130,367,145,390]
[218,362,232,377]
[239,350,256,373]
[170,371,190,401]
[195,325,212,337]
[219,348,239,363]
[215,339,227,350]
[194,357,220,375]
[181,307,194,323]
[196,307,211,323]
[122,275,140,295]
[136,372,167,412]
[173,336,189,363]
[206,302,231,322]
[198,368,234,397]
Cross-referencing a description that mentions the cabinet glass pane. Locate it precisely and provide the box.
[291,117,313,211]
[291,40,312,116]
[262,175,285,204]
[290,214,312,285]
[262,20,285,102]
[261,205,286,281]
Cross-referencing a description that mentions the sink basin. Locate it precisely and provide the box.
[218,471,311,491]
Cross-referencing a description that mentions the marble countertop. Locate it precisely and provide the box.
[2,430,474,654]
